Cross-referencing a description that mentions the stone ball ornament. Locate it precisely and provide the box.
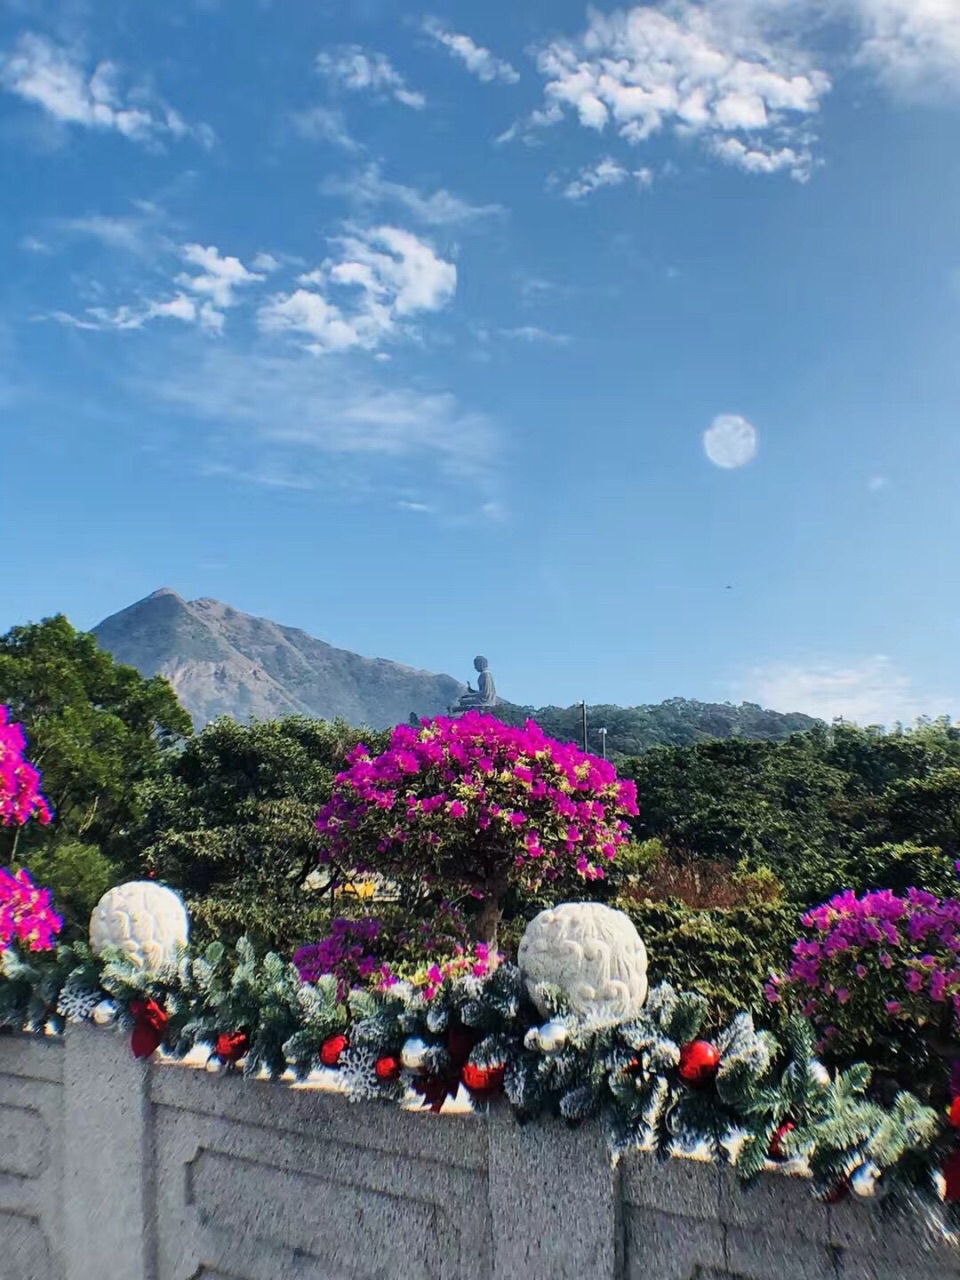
[518,903,648,1024]
[89,881,189,972]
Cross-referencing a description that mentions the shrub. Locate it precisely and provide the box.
[18,841,116,941]
[0,705,51,828]
[618,899,800,1028]
[767,885,960,1098]
[315,713,638,944]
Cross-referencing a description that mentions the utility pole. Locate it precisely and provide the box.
[599,727,607,760]
[581,701,588,753]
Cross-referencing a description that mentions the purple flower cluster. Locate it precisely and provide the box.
[766,883,960,1041]
[315,713,638,895]
[293,917,386,1000]
[0,867,61,953]
[0,706,51,828]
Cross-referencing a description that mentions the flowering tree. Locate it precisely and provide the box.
[0,705,60,950]
[767,883,960,1093]
[315,713,639,944]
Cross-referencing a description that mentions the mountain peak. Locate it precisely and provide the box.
[147,587,185,602]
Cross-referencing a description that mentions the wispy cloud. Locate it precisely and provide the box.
[259,226,456,355]
[421,18,519,84]
[290,105,363,152]
[320,162,505,226]
[560,157,654,200]
[315,45,425,109]
[508,3,828,181]
[143,345,500,502]
[500,326,570,345]
[737,655,957,727]
[0,33,213,146]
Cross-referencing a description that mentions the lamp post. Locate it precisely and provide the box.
[599,727,607,760]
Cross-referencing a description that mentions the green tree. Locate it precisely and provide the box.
[135,716,389,951]
[0,616,191,928]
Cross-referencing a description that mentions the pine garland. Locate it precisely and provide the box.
[0,937,957,1232]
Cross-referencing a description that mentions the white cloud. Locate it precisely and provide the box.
[259,225,456,355]
[703,414,758,468]
[561,157,654,199]
[852,0,960,98]
[867,473,888,491]
[739,655,956,727]
[316,45,425,109]
[0,33,211,145]
[422,18,520,84]
[176,243,265,315]
[321,163,505,226]
[291,105,362,151]
[521,3,829,181]
[500,326,570,344]
[49,241,263,334]
[397,499,433,512]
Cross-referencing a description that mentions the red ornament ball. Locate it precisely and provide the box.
[677,1040,720,1086]
[461,1061,505,1097]
[320,1034,349,1068]
[214,1031,249,1064]
[374,1055,402,1082]
[768,1122,795,1161]
[948,1097,960,1129]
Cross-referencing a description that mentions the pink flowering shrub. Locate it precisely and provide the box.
[0,867,61,952]
[766,883,960,1072]
[315,714,639,943]
[293,904,499,1001]
[0,706,51,827]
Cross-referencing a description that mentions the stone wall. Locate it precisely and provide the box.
[0,1026,957,1280]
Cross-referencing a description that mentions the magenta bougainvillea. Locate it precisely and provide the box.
[766,882,960,1055]
[315,713,638,942]
[0,705,51,828]
[0,867,62,953]
[0,705,60,952]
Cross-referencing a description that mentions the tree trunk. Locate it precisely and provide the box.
[474,893,504,948]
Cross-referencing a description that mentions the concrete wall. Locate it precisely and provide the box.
[0,1026,957,1280]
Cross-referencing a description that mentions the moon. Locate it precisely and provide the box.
[703,414,758,469]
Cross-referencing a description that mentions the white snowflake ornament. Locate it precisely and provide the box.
[518,902,648,1024]
[89,881,189,972]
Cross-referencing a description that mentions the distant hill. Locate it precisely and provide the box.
[91,589,821,748]
[92,589,464,730]
[495,698,820,758]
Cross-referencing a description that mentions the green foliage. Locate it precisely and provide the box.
[0,615,191,879]
[622,719,960,905]
[617,900,800,1028]
[17,841,115,940]
[496,697,818,758]
[134,716,390,951]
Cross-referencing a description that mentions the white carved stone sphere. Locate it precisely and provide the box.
[89,882,189,971]
[518,902,648,1024]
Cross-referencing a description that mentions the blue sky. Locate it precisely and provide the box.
[3,0,960,724]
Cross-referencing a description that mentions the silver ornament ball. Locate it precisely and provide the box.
[851,1163,880,1198]
[400,1036,430,1073]
[91,999,117,1027]
[525,1019,568,1054]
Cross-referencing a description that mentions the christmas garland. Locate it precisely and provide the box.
[2,935,960,1230]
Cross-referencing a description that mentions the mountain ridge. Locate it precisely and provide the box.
[91,589,822,748]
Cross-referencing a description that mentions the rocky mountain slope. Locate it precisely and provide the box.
[92,589,464,729]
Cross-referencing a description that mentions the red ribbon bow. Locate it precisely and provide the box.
[214,1031,249,1064]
